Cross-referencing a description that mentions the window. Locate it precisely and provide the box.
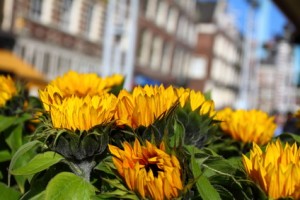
[172,49,183,77]
[43,52,50,74]
[83,3,94,36]
[156,1,168,27]
[29,0,43,20]
[166,8,178,33]
[60,0,73,29]
[161,43,171,74]
[145,0,157,20]
[139,30,152,65]
[20,46,26,59]
[150,37,163,70]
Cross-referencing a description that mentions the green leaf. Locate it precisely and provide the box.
[169,120,185,148]
[14,113,32,124]
[0,182,21,200]
[5,124,23,154]
[9,140,42,191]
[21,163,73,200]
[278,132,300,144]
[204,90,212,100]
[23,191,45,200]
[95,160,116,176]
[11,151,63,175]
[0,150,11,162]
[45,172,95,200]
[186,146,221,200]
[94,193,139,200]
[0,115,16,132]
[102,178,128,191]
[9,141,42,173]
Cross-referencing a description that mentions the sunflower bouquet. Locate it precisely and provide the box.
[3,70,300,200]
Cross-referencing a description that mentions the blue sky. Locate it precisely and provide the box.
[228,0,287,41]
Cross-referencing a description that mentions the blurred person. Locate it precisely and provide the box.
[271,110,284,137]
[282,111,299,135]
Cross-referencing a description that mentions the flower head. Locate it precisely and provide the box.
[103,74,124,88]
[109,139,182,200]
[218,108,276,144]
[50,93,117,131]
[39,71,123,111]
[115,85,178,128]
[243,140,300,199]
[175,88,217,118]
[0,75,17,107]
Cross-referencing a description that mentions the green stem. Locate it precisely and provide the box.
[66,160,96,182]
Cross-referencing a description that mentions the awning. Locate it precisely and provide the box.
[0,50,47,87]
[272,0,300,43]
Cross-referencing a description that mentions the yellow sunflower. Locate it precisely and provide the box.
[50,93,117,131]
[243,140,300,199]
[103,74,124,88]
[217,108,276,145]
[39,71,123,111]
[115,85,178,128]
[175,88,217,118]
[109,139,183,200]
[0,75,17,107]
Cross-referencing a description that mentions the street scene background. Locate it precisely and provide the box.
[0,0,299,135]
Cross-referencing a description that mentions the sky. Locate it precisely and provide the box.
[228,0,300,83]
[227,0,287,41]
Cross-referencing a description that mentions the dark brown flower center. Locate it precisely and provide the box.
[145,163,163,177]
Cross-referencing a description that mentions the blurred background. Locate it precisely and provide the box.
[0,0,299,115]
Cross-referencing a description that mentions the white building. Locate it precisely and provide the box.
[258,38,297,113]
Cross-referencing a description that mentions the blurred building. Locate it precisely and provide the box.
[272,0,300,44]
[102,0,197,89]
[272,0,300,109]
[258,36,297,113]
[295,46,300,105]
[189,0,243,109]
[1,0,106,81]
[258,62,276,113]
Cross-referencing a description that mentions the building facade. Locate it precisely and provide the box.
[257,63,276,113]
[258,37,297,113]
[189,0,243,109]
[1,0,106,81]
[135,0,197,87]
[102,0,197,89]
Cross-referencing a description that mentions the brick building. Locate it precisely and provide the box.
[135,0,197,86]
[1,0,106,81]
[102,0,197,89]
[188,0,243,109]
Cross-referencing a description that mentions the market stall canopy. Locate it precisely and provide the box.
[0,50,47,87]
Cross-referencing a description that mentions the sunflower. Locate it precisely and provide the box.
[115,85,178,128]
[243,140,300,199]
[39,71,123,111]
[103,74,124,88]
[50,93,117,131]
[109,139,183,200]
[217,108,276,145]
[175,88,217,118]
[0,75,17,107]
